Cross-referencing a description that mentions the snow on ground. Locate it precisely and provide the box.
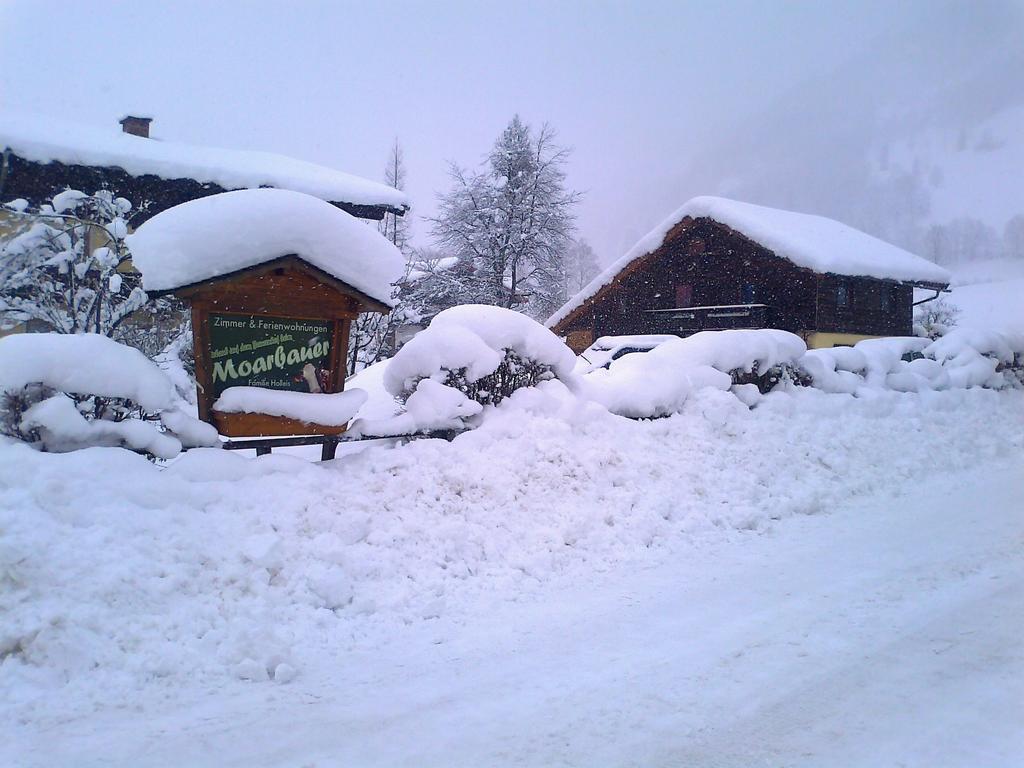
[947,280,1024,335]
[931,258,1024,335]
[2,385,1023,766]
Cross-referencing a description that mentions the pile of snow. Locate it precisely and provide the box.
[0,333,216,457]
[575,334,678,374]
[213,387,368,427]
[344,360,401,422]
[548,195,950,328]
[127,189,405,305]
[349,378,483,437]
[0,112,408,211]
[581,329,806,418]
[1,381,1021,720]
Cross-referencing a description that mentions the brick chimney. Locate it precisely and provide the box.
[119,115,152,138]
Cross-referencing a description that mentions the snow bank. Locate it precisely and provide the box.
[348,379,483,437]
[0,332,175,411]
[383,305,576,397]
[345,360,401,422]
[575,334,677,374]
[580,330,805,418]
[1,384,1020,720]
[0,112,408,211]
[549,195,950,328]
[127,188,405,305]
[213,387,367,427]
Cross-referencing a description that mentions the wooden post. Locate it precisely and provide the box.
[321,437,338,461]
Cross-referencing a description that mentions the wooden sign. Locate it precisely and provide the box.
[208,313,334,398]
[168,255,389,439]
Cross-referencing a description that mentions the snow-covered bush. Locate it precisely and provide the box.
[384,305,576,406]
[0,333,217,458]
[799,347,867,394]
[581,330,807,418]
[924,328,1023,390]
[350,305,575,436]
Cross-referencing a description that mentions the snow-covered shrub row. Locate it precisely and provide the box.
[354,305,577,435]
[2,383,1021,716]
[579,329,808,418]
[575,328,1023,419]
[800,330,1024,395]
[0,333,217,458]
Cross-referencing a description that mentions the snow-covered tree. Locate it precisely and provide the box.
[378,138,410,252]
[563,238,600,294]
[430,115,580,320]
[914,297,961,339]
[1,191,150,336]
[922,217,1000,267]
[348,140,413,373]
[1003,214,1024,261]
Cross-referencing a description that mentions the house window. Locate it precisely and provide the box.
[741,283,756,304]
[880,285,893,312]
[675,283,693,308]
[836,282,849,308]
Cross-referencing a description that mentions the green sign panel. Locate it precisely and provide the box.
[207,313,334,398]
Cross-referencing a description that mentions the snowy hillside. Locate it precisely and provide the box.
[942,259,1024,334]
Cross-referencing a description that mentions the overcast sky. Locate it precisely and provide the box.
[2,0,1021,264]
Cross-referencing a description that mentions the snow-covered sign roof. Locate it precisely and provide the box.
[548,196,952,328]
[0,112,408,213]
[127,189,405,306]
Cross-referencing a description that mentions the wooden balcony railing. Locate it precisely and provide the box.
[642,304,773,334]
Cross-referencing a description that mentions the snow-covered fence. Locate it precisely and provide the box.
[0,333,217,458]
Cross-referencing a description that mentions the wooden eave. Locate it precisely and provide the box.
[151,254,392,313]
[0,150,407,224]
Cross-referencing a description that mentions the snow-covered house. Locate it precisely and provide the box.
[0,113,408,224]
[548,197,952,352]
[0,112,409,338]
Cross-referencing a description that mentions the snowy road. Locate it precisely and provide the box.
[12,458,1023,767]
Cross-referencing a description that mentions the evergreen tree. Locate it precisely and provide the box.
[430,115,580,320]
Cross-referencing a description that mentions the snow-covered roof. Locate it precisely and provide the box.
[549,196,952,328]
[127,189,405,306]
[0,112,408,213]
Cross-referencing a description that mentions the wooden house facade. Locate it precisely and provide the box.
[550,199,951,352]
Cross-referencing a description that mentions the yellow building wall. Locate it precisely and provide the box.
[804,331,885,349]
